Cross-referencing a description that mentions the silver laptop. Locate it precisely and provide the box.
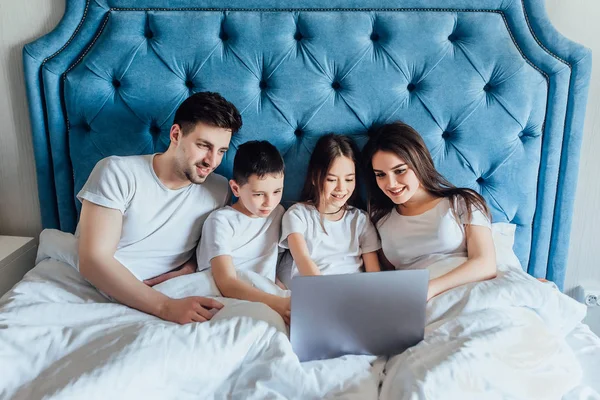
[290,270,429,362]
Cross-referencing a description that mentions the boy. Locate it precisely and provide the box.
[196,141,290,323]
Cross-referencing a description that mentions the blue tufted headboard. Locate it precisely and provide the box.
[23,0,591,290]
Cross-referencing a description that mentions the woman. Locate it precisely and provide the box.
[362,122,497,300]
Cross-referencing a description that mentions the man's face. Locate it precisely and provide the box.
[172,122,232,184]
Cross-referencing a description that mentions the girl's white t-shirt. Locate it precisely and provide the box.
[279,203,381,280]
[377,197,491,272]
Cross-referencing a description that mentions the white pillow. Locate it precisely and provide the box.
[491,222,521,269]
[36,229,79,269]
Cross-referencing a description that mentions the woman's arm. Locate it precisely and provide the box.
[427,225,497,300]
[287,233,321,276]
[362,251,381,272]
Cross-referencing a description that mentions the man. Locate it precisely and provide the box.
[77,92,242,324]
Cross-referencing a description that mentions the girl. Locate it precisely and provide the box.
[279,134,381,284]
[362,122,497,300]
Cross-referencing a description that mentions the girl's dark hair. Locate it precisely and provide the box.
[300,133,360,210]
[362,121,491,227]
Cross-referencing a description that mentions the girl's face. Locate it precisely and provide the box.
[371,150,422,205]
[320,155,356,212]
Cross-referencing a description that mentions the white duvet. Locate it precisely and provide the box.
[0,230,595,399]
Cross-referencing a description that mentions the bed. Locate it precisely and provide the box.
[2,0,598,398]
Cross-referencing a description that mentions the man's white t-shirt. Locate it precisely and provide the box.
[279,203,381,280]
[196,205,285,282]
[377,197,491,273]
[76,154,229,281]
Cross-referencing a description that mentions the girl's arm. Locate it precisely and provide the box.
[287,233,321,276]
[362,251,381,272]
[427,224,497,300]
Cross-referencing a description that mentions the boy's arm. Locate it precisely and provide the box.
[212,255,290,323]
[286,233,321,276]
[144,254,197,287]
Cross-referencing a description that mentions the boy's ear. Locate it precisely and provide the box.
[229,179,241,197]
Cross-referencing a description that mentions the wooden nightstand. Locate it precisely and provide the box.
[0,236,37,297]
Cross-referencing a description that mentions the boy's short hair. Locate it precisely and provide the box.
[233,141,285,186]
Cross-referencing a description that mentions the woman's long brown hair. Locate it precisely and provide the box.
[362,121,491,227]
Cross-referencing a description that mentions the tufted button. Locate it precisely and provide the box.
[442,131,450,139]
[185,79,194,89]
[476,177,485,184]
[370,32,380,42]
[219,30,229,41]
[407,83,416,92]
[112,79,121,88]
[331,81,341,90]
[259,80,268,90]
[82,123,91,132]
[483,83,492,92]
[448,33,457,42]
[150,124,161,135]
[294,31,303,41]
[145,30,154,39]
[294,128,303,137]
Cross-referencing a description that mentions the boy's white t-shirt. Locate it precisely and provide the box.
[377,197,491,272]
[279,203,381,279]
[76,155,229,281]
[196,205,285,282]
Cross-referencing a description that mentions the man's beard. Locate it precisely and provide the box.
[183,162,211,184]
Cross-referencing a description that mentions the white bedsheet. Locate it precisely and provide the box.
[1,230,599,399]
[380,257,591,400]
[0,232,383,399]
[563,323,600,400]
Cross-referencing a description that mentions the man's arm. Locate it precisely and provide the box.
[211,255,290,324]
[78,200,222,324]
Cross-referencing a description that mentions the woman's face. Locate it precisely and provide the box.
[371,151,422,205]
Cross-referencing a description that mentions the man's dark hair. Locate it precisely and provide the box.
[233,141,285,186]
[173,91,242,135]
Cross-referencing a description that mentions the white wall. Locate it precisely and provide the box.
[0,1,598,316]
[546,0,600,333]
[0,0,64,236]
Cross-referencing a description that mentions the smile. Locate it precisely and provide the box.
[196,166,211,175]
[388,187,405,196]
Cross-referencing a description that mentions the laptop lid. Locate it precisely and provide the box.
[290,270,429,362]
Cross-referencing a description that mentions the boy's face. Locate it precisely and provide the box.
[230,173,284,218]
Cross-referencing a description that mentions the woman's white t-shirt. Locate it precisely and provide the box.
[279,203,381,280]
[377,197,491,273]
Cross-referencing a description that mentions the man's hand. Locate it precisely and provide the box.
[158,296,224,324]
[144,263,196,287]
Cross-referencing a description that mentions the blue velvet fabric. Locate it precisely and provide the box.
[23,0,592,290]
